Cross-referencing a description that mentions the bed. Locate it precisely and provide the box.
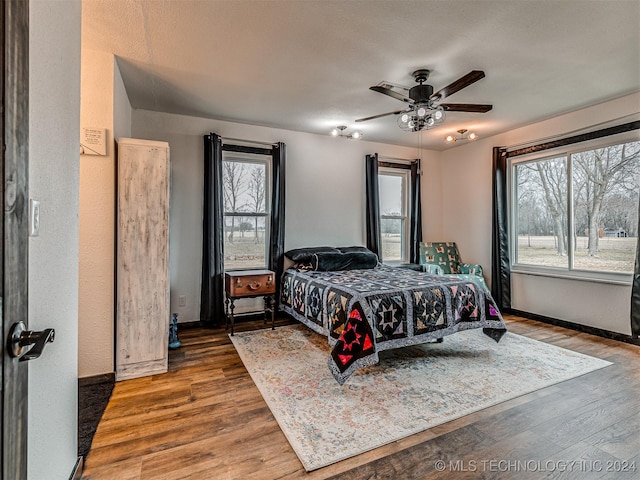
[279,248,507,384]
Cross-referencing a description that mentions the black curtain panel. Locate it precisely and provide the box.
[269,142,286,300]
[409,160,422,264]
[632,195,640,338]
[200,133,226,324]
[365,154,382,258]
[491,146,511,310]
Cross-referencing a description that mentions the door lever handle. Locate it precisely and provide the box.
[7,321,55,361]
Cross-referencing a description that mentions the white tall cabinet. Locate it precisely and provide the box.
[116,138,170,381]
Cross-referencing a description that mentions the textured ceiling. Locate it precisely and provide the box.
[82,0,640,149]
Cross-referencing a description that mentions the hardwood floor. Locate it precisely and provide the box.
[81,315,640,479]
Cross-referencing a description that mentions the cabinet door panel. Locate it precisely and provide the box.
[116,139,170,380]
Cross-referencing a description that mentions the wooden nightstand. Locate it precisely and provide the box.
[224,269,276,335]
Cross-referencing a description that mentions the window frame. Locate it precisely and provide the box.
[378,165,411,264]
[508,130,639,285]
[222,152,272,271]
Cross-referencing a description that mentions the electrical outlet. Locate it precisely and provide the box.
[178,295,187,307]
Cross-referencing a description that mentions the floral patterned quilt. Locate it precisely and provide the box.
[280,265,507,384]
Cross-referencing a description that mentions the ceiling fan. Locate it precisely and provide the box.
[355,69,492,132]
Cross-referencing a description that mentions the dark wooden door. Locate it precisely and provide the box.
[2,1,29,479]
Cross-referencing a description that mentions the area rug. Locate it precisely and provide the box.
[230,325,611,471]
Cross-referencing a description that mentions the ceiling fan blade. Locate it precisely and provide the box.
[370,85,412,103]
[378,81,410,92]
[440,103,493,113]
[431,70,485,100]
[355,109,406,122]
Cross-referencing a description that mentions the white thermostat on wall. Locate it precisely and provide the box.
[80,127,107,156]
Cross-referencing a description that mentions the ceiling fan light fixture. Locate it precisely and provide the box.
[396,105,447,132]
[445,134,456,143]
[356,69,492,134]
[397,114,413,131]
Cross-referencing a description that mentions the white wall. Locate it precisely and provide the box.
[79,50,132,378]
[440,92,640,335]
[132,110,433,322]
[421,150,443,241]
[29,0,81,478]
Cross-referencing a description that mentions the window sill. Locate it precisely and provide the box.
[511,266,632,286]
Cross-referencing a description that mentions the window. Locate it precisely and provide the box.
[379,167,410,262]
[222,152,271,270]
[511,136,640,280]
[514,155,569,268]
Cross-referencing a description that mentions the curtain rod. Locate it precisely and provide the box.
[505,112,640,152]
[221,136,277,147]
[378,155,418,163]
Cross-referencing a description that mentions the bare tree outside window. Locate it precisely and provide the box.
[515,156,568,266]
[248,165,266,243]
[572,141,639,272]
[222,161,247,244]
[222,155,270,270]
[514,139,639,274]
[573,142,640,256]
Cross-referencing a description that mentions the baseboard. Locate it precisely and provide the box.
[178,320,208,329]
[188,312,271,329]
[78,372,115,387]
[68,456,83,480]
[507,308,640,346]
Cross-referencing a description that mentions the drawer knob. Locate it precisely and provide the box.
[235,278,243,288]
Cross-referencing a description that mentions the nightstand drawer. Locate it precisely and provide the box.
[225,270,276,297]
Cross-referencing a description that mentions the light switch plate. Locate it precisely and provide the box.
[29,199,40,237]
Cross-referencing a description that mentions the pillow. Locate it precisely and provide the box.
[284,246,340,263]
[337,246,374,254]
[311,251,379,271]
